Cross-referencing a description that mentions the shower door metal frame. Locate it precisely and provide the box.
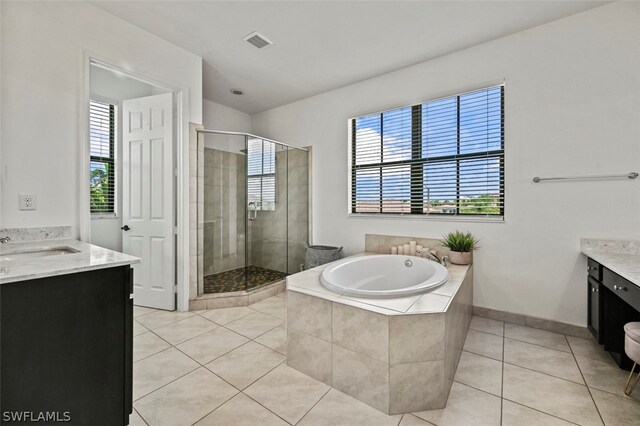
[196,129,307,296]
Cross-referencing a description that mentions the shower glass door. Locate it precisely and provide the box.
[199,130,308,296]
[245,138,288,290]
[202,137,247,294]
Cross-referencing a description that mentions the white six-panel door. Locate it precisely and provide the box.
[122,93,175,310]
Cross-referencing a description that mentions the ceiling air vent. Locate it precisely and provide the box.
[243,32,274,49]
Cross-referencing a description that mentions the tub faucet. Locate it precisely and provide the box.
[0,236,11,244]
[429,253,448,267]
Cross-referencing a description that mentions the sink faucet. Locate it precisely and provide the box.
[0,236,11,244]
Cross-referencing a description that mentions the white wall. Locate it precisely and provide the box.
[89,66,167,252]
[252,2,640,326]
[0,1,202,235]
[202,99,252,152]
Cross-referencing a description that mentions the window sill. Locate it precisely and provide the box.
[347,213,504,223]
[91,213,118,219]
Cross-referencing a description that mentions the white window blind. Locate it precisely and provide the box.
[247,138,276,211]
[89,99,116,214]
[350,85,504,217]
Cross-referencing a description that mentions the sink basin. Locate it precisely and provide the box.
[1,247,80,261]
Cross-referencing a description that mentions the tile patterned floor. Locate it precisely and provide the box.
[203,265,286,294]
[131,295,640,426]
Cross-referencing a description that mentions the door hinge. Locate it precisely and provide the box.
[173,285,178,293]
[173,227,178,235]
[174,168,178,177]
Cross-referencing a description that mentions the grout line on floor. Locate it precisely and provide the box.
[461,347,502,362]
[251,331,287,356]
[395,414,403,426]
[501,335,571,354]
[241,390,295,425]
[294,386,332,425]
[458,345,586,387]
[582,381,640,402]
[205,348,287,393]
[501,397,583,425]
[565,334,606,425]
[187,388,240,426]
[133,407,150,426]
[136,312,200,332]
[469,325,505,338]
[452,379,502,400]
[141,329,242,395]
[501,359,586,386]
[132,352,200,403]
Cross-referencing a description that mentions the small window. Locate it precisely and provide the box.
[89,99,116,214]
[350,85,504,217]
[247,138,276,211]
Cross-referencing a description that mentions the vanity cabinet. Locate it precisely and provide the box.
[0,266,134,425]
[587,259,602,343]
[587,258,640,369]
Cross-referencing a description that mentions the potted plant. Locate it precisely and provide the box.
[441,231,479,265]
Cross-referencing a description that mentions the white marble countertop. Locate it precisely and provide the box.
[0,239,141,284]
[286,252,471,316]
[582,249,640,288]
[581,238,640,288]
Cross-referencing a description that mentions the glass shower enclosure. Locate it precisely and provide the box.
[197,130,309,295]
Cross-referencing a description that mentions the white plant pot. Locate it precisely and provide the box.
[449,251,472,265]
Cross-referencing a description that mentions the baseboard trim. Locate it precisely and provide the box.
[473,306,591,339]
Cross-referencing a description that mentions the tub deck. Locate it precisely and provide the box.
[285,252,473,414]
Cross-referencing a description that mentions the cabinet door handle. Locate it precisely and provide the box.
[591,288,598,292]
[613,285,628,291]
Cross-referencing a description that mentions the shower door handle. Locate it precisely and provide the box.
[248,202,257,221]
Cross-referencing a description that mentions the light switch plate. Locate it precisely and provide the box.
[19,193,36,210]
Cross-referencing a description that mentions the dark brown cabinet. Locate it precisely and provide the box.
[0,266,133,425]
[587,276,602,343]
[587,258,640,370]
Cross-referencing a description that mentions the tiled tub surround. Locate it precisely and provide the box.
[286,258,473,414]
[581,238,640,287]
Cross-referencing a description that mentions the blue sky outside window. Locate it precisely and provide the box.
[351,85,504,216]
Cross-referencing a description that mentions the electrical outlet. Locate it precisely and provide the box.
[19,193,36,210]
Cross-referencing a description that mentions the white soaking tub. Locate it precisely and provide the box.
[320,254,449,298]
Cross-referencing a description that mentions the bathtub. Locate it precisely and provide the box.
[319,254,449,298]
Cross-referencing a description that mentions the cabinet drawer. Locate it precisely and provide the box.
[602,268,640,311]
[588,258,601,281]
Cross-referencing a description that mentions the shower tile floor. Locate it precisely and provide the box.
[132,295,640,426]
[203,266,286,294]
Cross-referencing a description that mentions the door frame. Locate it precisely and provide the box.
[79,53,190,311]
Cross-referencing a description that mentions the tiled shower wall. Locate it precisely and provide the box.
[203,148,246,276]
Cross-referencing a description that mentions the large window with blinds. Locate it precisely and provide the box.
[349,85,504,217]
[247,138,276,211]
[89,99,116,214]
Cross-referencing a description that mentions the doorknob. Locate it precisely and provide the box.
[121,225,131,231]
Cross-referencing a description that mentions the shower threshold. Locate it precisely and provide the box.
[203,265,287,294]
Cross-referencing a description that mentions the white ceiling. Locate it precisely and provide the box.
[90,1,606,114]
